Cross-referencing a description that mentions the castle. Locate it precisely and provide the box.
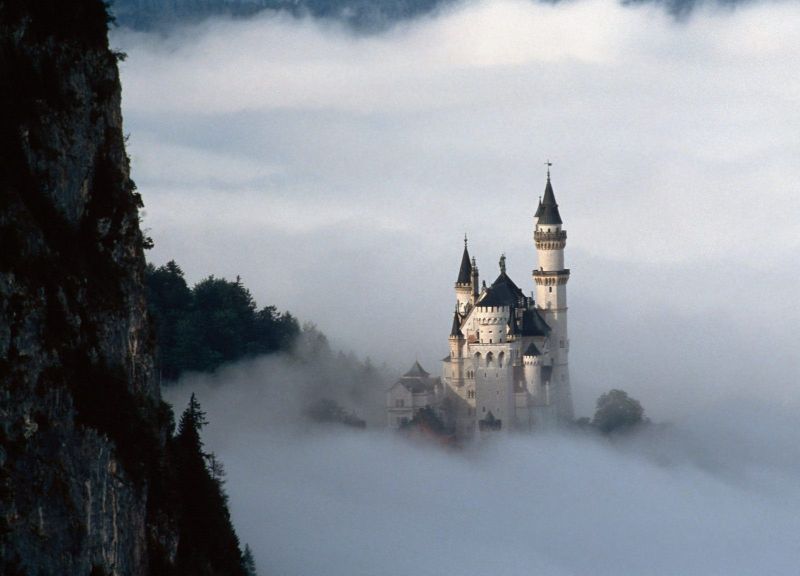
[387,170,574,436]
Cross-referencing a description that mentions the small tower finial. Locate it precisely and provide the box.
[499,253,506,275]
[464,233,468,248]
[545,160,552,181]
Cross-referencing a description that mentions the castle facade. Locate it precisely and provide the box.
[387,172,574,436]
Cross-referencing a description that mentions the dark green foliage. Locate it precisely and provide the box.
[592,389,645,435]
[146,262,300,381]
[306,398,366,429]
[109,0,446,32]
[146,261,193,380]
[172,395,247,576]
[403,406,449,436]
[242,544,257,576]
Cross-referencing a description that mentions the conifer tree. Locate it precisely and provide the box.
[242,544,257,576]
[173,394,246,576]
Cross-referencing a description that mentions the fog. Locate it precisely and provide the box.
[164,356,800,575]
[116,2,799,572]
[114,0,799,419]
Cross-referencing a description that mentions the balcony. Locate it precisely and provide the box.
[534,230,567,242]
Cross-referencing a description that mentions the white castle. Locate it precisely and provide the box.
[387,170,574,436]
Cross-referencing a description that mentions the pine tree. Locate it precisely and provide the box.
[173,395,246,576]
[242,544,257,576]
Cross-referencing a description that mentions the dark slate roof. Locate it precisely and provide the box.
[393,378,436,393]
[536,176,563,225]
[520,308,551,336]
[450,311,463,337]
[403,361,430,378]
[476,272,525,308]
[507,314,519,335]
[523,342,541,357]
[456,244,472,284]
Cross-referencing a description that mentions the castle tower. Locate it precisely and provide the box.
[532,168,574,421]
[455,236,474,314]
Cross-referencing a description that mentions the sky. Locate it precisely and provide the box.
[114,2,800,573]
[113,0,800,419]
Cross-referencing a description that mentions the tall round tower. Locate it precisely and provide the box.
[532,168,574,421]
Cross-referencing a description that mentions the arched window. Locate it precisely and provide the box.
[498,351,505,368]
[474,352,481,368]
[486,352,494,367]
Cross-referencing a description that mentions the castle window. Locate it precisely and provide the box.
[486,352,494,367]
[467,390,475,399]
[498,351,505,368]
[395,399,405,408]
[549,287,553,293]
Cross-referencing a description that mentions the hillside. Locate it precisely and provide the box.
[0,2,247,573]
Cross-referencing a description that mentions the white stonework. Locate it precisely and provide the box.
[386,362,443,429]
[386,172,574,437]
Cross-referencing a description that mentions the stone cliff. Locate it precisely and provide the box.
[0,2,242,574]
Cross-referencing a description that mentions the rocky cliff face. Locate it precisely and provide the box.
[0,2,176,574]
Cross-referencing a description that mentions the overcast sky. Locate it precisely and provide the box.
[115,0,799,419]
[120,3,800,573]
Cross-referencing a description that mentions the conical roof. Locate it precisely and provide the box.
[476,270,525,308]
[523,342,541,357]
[456,242,472,284]
[403,361,430,378]
[450,311,463,338]
[536,175,562,225]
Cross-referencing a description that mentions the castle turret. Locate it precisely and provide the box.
[471,257,479,300]
[532,167,573,421]
[455,236,474,314]
[449,308,464,355]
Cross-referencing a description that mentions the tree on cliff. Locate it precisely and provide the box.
[592,389,645,434]
[146,263,300,380]
[173,394,247,576]
[146,261,192,380]
[242,545,258,576]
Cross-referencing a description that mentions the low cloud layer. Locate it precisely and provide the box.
[116,0,800,420]
[122,3,799,572]
[165,359,800,576]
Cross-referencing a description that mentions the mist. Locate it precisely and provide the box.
[164,353,800,575]
[114,0,799,419]
[115,2,799,572]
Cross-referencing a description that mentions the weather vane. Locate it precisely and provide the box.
[545,160,552,179]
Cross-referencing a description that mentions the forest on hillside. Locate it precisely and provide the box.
[146,261,300,381]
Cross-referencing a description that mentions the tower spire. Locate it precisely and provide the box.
[456,236,472,285]
[535,167,562,225]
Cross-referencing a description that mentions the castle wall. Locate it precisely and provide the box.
[475,365,514,430]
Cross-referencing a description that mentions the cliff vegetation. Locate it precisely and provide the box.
[0,1,252,574]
